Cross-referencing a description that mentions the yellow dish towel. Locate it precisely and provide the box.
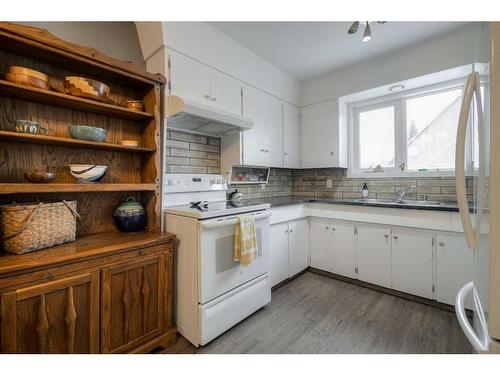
[234,215,258,266]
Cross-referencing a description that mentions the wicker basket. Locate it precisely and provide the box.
[0,200,80,254]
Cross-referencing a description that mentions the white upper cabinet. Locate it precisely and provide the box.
[169,52,242,115]
[283,103,301,168]
[391,229,434,299]
[300,99,347,168]
[242,85,283,167]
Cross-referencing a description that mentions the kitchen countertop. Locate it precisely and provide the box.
[244,195,464,212]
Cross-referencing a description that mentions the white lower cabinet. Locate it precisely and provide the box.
[270,218,309,287]
[310,218,332,272]
[330,222,356,278]
[391,229,434,299]
[357,225,392,288]
[288,219,310,277]
[436,232,473,309]
[270,223,289,287]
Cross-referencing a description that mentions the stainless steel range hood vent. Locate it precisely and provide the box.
[166,96,253,137]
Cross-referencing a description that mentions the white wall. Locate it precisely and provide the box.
[21,22,145,69]
[301,24,486,107]
[135,22,300,105]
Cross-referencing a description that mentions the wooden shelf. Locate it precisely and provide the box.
[0,80,154,121]
[0,231,176,276]
[0,131,155,153]
[0,183,159,195]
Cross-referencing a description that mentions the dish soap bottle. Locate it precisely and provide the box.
[361,183,369,199]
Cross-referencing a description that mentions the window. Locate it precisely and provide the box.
[350,80,478,176]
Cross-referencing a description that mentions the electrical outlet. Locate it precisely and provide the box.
[326,179,333,189]
[261,184,266,190]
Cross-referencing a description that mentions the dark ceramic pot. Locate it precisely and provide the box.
[112,196,147,232]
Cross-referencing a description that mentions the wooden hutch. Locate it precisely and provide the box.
[0,22,176,353]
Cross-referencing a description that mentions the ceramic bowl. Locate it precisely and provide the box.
[68,164,108,183]
[69,125,107,142]
[15,120,48,135]
[24,169,56,183]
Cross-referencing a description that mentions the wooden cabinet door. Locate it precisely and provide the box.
[310,218,333,272]
[288,219,309,277]
[300,100,339,168]
[100,255,167,353]
[283,103,301,168]
[436,232,473,308]
[0,271,99,353]
[391,229,434,299]
[357,225,392,288]
[270,223,289,287]
[330,222,357,278]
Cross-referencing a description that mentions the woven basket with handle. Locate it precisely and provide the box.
[0,200,80,254]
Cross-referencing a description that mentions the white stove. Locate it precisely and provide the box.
[163,174,271,347]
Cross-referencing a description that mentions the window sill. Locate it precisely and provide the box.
[347,170,456,179]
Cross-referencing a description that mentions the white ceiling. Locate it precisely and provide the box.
[209,22,472,81]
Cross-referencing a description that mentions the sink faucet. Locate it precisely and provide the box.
[395,185,418,202]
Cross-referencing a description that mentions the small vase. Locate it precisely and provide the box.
[112,196,147,232]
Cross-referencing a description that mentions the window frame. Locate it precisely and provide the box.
[348,78,472,178]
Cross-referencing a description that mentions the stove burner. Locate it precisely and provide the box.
[190,201,208,212]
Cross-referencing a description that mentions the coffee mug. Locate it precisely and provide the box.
[15,120,48,135]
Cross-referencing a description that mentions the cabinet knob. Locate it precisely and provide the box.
[384,234,389,238]
[325,226,329,230]
[42,272,52,280]
[265,149,269,153]
[260,149,265,152]
[331,227,336,231]
[203,93,210,99]
[289,229,294,233]
[330,151,334,156]
[285,229,289,233]
[284,152,288,156]
[439,242,445,247]
[393,235,398,240]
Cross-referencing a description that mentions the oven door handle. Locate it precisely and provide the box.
[200,211,272,229]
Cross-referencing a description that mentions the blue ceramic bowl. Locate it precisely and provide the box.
[69,125,107,142]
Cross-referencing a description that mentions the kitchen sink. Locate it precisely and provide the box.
[355,198,444,207]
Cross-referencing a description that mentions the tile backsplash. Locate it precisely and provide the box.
[164,130,221,174]
[293,168,472,202]
[164,131,468,203]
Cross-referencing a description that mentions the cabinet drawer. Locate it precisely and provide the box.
[0,243,171,291]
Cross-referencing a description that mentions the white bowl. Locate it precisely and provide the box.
[68,164,108,183]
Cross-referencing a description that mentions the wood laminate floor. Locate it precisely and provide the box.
[164,272,472,354]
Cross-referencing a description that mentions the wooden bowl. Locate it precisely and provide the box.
[64,76,111,102]
[9,66,49,81]
[24,170,56,183]
[6,71,50,91]
[120,140,139,147]
[126,100,144,112]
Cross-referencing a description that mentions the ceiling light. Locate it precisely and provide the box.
[389,84,405,92]
[362,22,372,42]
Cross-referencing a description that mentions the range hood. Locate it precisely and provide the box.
[166,95,253,137]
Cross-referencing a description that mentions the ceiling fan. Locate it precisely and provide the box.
[348,21,387,42]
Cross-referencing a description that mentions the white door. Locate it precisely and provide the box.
[436,232,474,309]
[207,68,242,115]
[310,218,332,272]
[270,223,289,287]
[391,229,434,299]
[330,222,357,278]
[300,100,339,168]
[357,225,392,288]
[169,52,211,105]
[288,219,309,277]
[283,103,301,168]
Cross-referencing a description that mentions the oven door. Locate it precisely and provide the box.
[198,210,271,304]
